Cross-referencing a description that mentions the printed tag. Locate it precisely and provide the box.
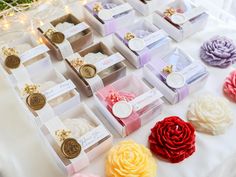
[110,3,133,16]
[95,53,124,72]
[43,80,76,101]
[63,22,89,38]
[20,44,49,63]
[184,6,205,21]
[144,30,167,46]
[180,62,205,82]
[129,88,162,111]
[78,125,109,150]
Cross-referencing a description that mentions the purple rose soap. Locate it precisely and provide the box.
[200,36,236,68]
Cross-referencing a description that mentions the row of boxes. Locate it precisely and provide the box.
[0,34,114,175]
[84,0,209,41]
[0,0,209,175]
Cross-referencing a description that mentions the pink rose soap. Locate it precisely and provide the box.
[224,70,236,102]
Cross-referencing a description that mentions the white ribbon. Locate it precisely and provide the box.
[17,80,76,122]
[40,23,73,59]
[67,52,125,93]
[0,44,31,83]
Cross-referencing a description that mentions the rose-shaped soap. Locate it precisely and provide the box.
[72,173,100,177]
[200,36,236,68]
[187,95,233,135]
[63,118,95,138]
[106,140,157,177]
[149,116,195,163]
[224,70,236,102]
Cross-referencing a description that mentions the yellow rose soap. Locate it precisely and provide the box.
[106,140,157,177]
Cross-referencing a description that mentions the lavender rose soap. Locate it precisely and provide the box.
[200,36,236,68]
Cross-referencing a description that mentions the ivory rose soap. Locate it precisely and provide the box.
[187,95,233,135]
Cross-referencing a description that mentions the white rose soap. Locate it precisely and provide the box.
[187,95,233,135]
[63,118,95,138]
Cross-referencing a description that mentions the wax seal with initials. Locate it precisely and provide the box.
[61,138,82,159]
[26,92,46,110]
[128,38,146,52]
[51,32,65,44]
[112,100,133,119]
[79,64,97,79]
[5,55,21,69]
[2,47,21,69]
[23,84,46,111]
[166,72,186,89]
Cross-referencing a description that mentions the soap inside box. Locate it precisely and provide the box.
[1,34,49,74]
[17,69,78,115]
[157,0,206,27]
[50,14,90,40]
[32,69,77,107]
[40,104,111,171]
[38,13,93,59]
[66,42,125,90]
[96,75,162,119]
[128,20,157,37]
[144,48,208,103]
[86,0,129,20]
[80,42,124,80]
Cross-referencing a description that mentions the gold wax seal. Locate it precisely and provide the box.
[61,138,81,159]
[2,47,20,69]
[51,32,65,44]
[4,55,21,69]
[124,32,135,41]
[162,65,173,74]
[26,93,46,110]
[79,64,97,79]
[164,7,176,17]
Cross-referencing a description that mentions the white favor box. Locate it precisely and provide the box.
[40,103,113,176]
[0,33,52,85]
[153,0,209,42]
[143,48,209,104]
[113,19,171,68]
[84,0,135,36]
[94,74,163,137]
[127,0,169,16]
[16,67,80,125]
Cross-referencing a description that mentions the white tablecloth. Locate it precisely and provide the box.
[0,2,236,177]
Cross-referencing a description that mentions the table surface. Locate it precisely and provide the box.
[0,1,236,177]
